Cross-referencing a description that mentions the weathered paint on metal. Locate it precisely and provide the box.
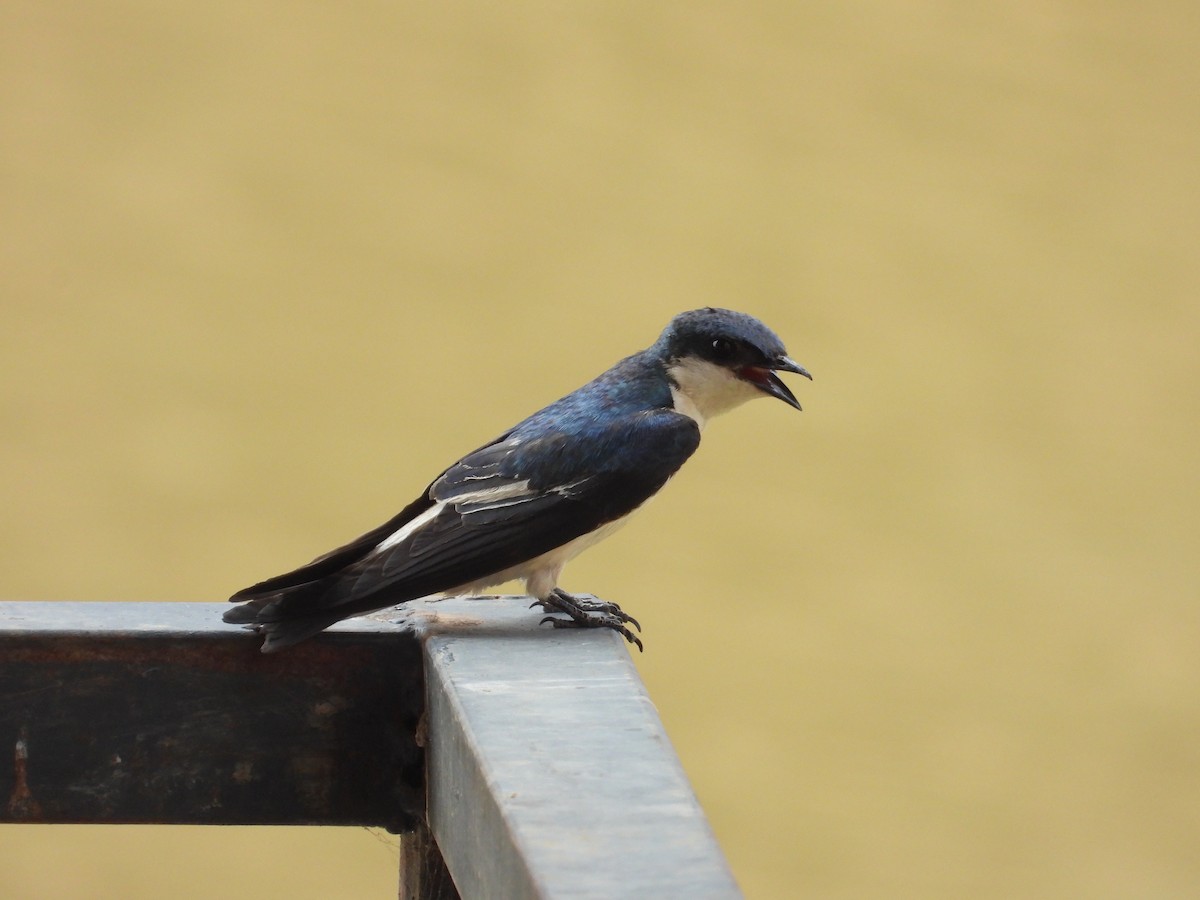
[0,601,424,831]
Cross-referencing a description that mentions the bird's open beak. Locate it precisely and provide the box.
[740,356,812,411]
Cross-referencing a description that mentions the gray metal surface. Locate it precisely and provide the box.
[402,596,742,900]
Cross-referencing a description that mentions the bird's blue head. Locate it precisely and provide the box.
[654,308,812,423]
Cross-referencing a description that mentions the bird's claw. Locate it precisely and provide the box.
[533,589,645,651]
[533,593,640,630]
[539,614,644,652]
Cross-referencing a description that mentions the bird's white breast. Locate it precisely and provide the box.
[450,513,637,599]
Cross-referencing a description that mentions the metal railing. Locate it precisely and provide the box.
[1,598,741,899]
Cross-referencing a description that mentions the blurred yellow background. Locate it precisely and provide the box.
[2,3,1197,897]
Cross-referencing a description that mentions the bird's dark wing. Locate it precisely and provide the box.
[224,428,521,607]
[227,408,700,648]
[227,494,435,601]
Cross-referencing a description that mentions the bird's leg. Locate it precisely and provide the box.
[533,588,644,652]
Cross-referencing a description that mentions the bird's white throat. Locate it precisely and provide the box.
[667,357,764,429]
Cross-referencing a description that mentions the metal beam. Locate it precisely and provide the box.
[1,598,741,898]
[0,601,424,831]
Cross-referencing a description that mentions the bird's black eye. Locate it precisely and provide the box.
[710,338,736,359]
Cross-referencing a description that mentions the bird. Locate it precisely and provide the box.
[225,307,811,652]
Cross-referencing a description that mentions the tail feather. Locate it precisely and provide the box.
[221,602,266,625]
[256,614,349,652]
[223,592,362,653]
[225,576,405,652]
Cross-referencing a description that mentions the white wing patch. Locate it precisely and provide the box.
[451,479,534,512]
[448,474,593,512]
[374,476,594,555]
[374,502,444,553]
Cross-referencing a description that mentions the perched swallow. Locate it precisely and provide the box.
[225,307,811,652]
